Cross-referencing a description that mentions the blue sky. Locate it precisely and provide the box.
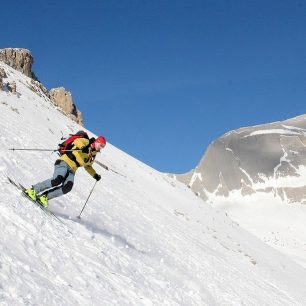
[2,0,306,173]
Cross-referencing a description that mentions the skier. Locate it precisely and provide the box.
[24,135,107,207]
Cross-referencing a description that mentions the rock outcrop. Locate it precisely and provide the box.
[0,48,84,125]
[0,67,7,90]
[49,87,83,125]
[7,81,17,94]
[175,114,306,204]
[0,48,37,80]
[0,67,7,78]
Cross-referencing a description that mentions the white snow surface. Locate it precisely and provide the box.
[1,62,306,305]
[211,191,306,269]
[247,129,302,137]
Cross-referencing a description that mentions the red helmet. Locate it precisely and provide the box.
[94,136,106,151]
[95,136,106,145]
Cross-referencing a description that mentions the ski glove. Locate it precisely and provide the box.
[94,173,101,181]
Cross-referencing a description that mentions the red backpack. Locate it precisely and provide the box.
[58,130,89,155]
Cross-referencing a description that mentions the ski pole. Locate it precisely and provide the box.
[95,160,127,178]
[8,148,83,152]
[9,148,58,152]
[77,181,98,219]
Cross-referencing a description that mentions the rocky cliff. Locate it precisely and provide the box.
[175,114,306,204]
[0,48,83,125]
[0,48,37,80]
[49,87,83,125]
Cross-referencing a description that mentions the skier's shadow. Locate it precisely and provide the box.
[57,211,146,254]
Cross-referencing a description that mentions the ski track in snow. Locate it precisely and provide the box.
[0,62,306,305]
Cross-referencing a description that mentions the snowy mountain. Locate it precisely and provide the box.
[1,61,306,305]
[176,115,306,204]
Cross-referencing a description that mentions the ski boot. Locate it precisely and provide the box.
[37,194,49,208]
[24,188,37,201]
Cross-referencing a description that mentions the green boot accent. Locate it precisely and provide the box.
[37,194,48,208]
[24,188,37,201]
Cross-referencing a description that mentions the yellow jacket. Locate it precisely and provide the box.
[59,138,98,176]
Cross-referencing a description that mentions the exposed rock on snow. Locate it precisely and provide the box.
[0,67,7,91]
[7,81,16,94]
[0,67,7,78]
[49,87,83,125]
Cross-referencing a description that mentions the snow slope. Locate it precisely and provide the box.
[1,62,306,305]
[211,191,306,269]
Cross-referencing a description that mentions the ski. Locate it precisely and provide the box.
[7,176,64,224]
